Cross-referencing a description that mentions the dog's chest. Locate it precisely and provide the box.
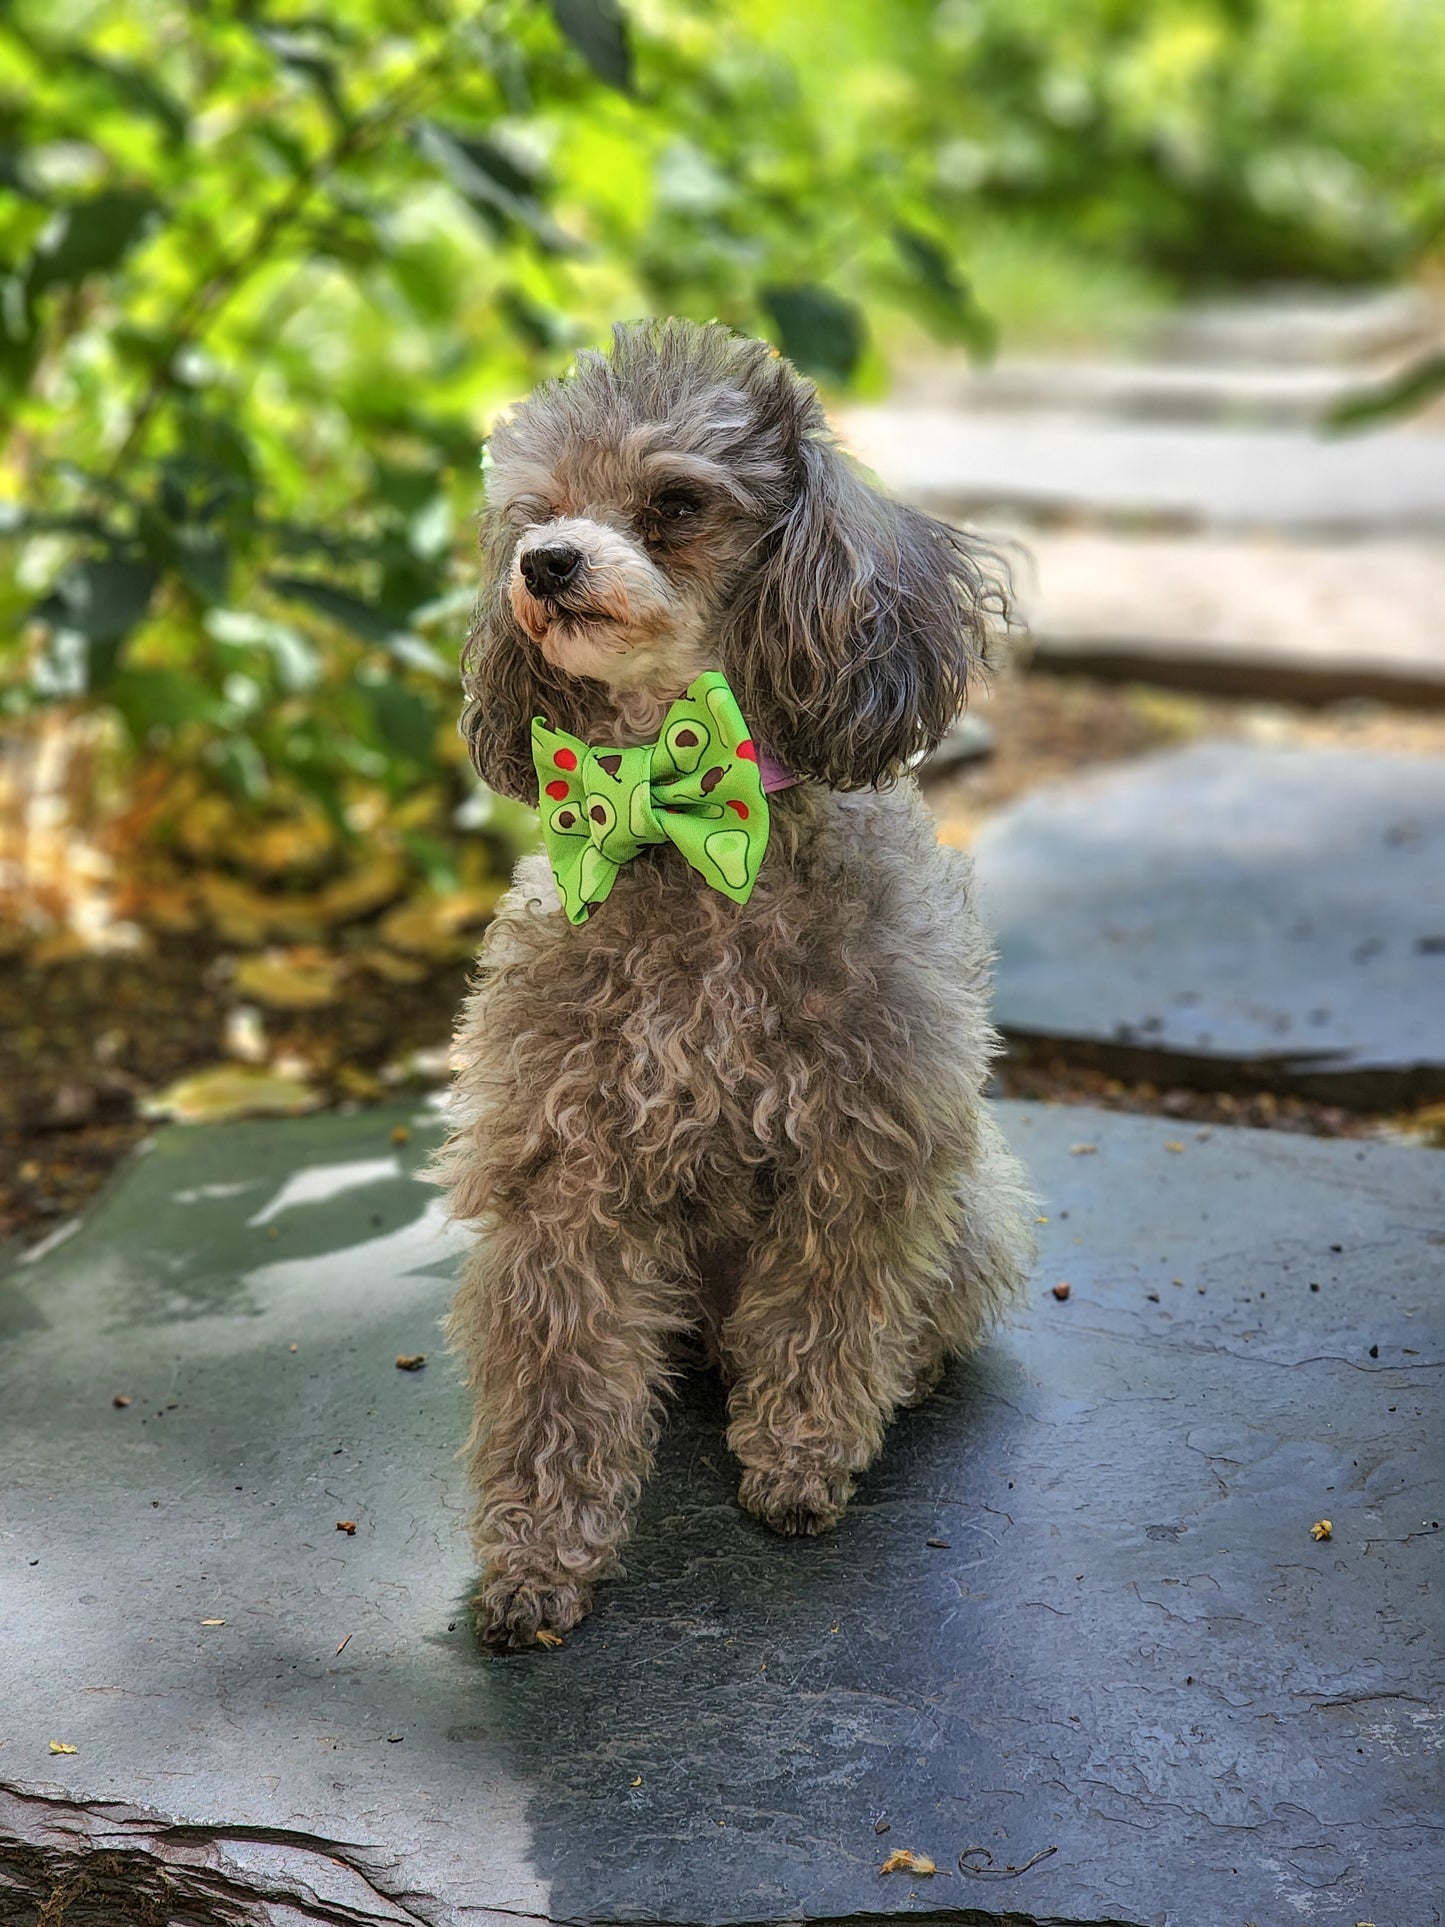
[510,857,801,1170]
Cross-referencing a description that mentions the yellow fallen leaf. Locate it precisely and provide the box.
[880,1850,936,1876]
[534,1628,563,1648]
[1164,1140,1185,1153]
[1069,1142,1098,1156]
[395,1353,428,1372]
[140,1064,319,1126]
[200,1618,225,1626]
[232,947,349,1011]
[354,946,432,986]
[630,1775,642,1787]
[49,1741,77,1755]
[315,853,409,924]
[1311,1519,1332,1541]
[377,884,505,959]
[194,853,408,943]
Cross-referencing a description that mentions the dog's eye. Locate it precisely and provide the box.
[653,489,702,523]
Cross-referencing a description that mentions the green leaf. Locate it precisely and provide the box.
[253,26,350,126]
[171,525,231,605]
[31,558,159,690]
[761,284,866,387]
[413,123,568,251]
[363,680,439,764]
[374,458,443,515]
[893,226,998,361]
[67,50,188,144]
[37,554,158,641]
[26,191,161,297]
[138,500,232,605]
[1327,351,1445,432]
[549,0,634,93]
[268,574,416,647]
[0,146,44,201]
[109,666,218,735]
[181,415,258,500]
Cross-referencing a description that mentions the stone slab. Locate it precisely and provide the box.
[975,742,1445,1103]
[1153,287,1436,368]
[835,407,1445,534]
[890,355,1409,427]
[3,1103,1443,1925]
[1019,532,1445,706]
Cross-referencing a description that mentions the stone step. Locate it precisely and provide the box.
[890,353,1412,427]
[837,407,1445,534]
[1018,531,1445,706]
[2,1102,1439,1925]
[975,740,1445,1104]
[1153,285,1436,368]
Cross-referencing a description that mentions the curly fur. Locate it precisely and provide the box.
[435,319,1034,1648]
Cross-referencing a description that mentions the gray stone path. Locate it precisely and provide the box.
[836,406,1445,534]
[846,287,1445,701]
[4,1103,1442,1926]
[975,741,1445,1102]
[890,289,1438,426]
[1154,286,1434,367]
[891,356,1406,427]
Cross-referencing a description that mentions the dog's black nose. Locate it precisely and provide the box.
[520,544,582,596]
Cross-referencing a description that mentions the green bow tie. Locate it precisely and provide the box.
[532,672,770,924]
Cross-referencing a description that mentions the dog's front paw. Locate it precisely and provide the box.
[472,1572,591,1650]
[738,1464,853,1537]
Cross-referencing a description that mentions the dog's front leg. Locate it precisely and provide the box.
[722,1151,955,1537]
[449,1197,684,1649]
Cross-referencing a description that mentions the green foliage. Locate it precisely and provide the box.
[1328,350,1445,431]
[0,0,1439,889]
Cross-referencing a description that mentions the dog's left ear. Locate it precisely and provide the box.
[721,431,1006,790]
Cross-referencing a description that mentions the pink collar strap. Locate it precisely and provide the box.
[757,747,797,794]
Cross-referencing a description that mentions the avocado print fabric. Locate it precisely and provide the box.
[532,672,770,924]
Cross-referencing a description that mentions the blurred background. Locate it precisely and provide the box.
[3,0,1444,1244]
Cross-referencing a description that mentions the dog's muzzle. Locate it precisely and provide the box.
[519,543,582,597]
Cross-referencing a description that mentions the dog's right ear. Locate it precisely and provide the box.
[460,512,604,803]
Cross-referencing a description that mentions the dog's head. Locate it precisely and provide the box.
[463,319,1005,798]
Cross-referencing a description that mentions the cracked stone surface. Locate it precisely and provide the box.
[976,741,1445,1104]
[2,1103,1441,1926]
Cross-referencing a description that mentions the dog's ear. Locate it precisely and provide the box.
[721,432,1006,790]
[459,512,606,802]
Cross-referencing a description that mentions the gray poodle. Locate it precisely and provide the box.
[434,319,1034,1649]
